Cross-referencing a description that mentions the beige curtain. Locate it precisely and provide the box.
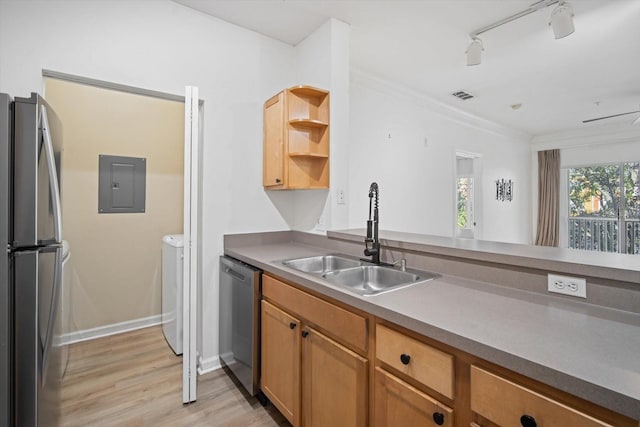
[535,149,560,246]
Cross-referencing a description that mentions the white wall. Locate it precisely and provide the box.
[348,72,532,244]
[0,0,297,365]
[561,140,640,168]
[289,19,351,232]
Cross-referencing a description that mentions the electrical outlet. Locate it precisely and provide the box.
[547,274,587,298]
[337,189,345,205]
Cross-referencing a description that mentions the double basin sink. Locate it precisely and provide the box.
[280,254,440,296]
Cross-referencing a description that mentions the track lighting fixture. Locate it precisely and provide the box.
[550,1,575,39]
[466,38,483,66]
[466,0,575,66]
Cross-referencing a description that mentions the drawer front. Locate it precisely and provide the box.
[375,368,453,427]
[262,274,368,353]
[376,324,454,399]
[470,366,613,427]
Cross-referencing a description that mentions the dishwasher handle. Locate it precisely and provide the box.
[224,266,246,282]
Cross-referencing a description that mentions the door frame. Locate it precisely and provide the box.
[40,70,202,403]
[454,150,483,239]
[183,86,200,403]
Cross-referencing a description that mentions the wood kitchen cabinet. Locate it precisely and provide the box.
[372,322,637,427]
[263,85,330,190]
[302,326,368,427]
[470,366,621,427]
[260,274,368,427]
[261,300,300,425]
[258,274,637,427]
[375,367,453,427]
[376,323,454,399]
[374,323,455,427]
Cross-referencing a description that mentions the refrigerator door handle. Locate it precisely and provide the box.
[41,247,62,385]
[41,105,62,243]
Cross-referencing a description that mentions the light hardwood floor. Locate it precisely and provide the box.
[61,326,289,427]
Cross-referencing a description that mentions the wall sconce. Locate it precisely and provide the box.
[496,179,513,202]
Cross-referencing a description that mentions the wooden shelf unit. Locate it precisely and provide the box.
[263,85,330,190]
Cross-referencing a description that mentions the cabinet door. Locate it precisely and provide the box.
[470,366,614,427]
[261,300,300,425]
[263,92,284,187]
[301,327,368,427]
[374,368,453,427]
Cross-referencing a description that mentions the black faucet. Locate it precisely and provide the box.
[364,182,380,264]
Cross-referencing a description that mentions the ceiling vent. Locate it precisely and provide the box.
[452,90,475,101]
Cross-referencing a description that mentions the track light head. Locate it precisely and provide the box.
[466,0,577,65]
[550,1,575,39]
[466,37,483,66]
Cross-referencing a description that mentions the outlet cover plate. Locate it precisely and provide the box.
[547,274,587,298]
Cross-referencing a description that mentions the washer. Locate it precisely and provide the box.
[162,234,183,355]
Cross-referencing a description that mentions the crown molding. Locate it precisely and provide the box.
[531,122,640,151]
[350,67,532,143]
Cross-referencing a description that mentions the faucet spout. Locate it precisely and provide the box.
[364,182,381,264]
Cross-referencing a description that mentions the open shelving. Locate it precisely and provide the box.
[263,85,330,190]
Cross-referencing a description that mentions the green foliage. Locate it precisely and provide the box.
[457,209,467,228]
[457,177,471,228]
[568,162,639,218]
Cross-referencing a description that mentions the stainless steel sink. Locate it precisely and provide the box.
[321,265,439,296]
[281,255,364,274]
[280,254,440,296]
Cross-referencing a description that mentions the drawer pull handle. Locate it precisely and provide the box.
[400,353,411,365]
[302,331,310,338]
[520,415,537,427]
[275,178,282,183]
[432,411,445,425]
[289,322,297,330]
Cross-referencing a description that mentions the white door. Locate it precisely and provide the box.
[183,86,199,403]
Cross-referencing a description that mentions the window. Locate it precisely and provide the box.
[567,162,639,254]
[457,176,474,236]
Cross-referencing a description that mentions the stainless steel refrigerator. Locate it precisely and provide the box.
[1,92,64,426]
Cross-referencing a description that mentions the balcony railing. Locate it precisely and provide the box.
[568,217,640,254]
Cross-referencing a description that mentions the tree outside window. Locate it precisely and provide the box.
[568,162,639,254]
[457,177,473,231]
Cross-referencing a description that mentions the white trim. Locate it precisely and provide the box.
[43,69,185,103]
[197,356,222,376]
[42,69,205,106]
[531,122,640,151]
[59,314,162,346]
[182,86,200,403]
[350,67,532,142]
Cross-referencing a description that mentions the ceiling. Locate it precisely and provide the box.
[175,0,640,137]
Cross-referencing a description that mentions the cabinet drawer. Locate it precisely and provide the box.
[375,368,453,427]
[470,366,613,427]
[262,274,368,353]
[376,324,454,399]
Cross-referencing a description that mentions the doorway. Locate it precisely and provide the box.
[455,151,482,239]
[44,74,192,401]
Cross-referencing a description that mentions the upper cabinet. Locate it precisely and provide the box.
[263,85,330,190]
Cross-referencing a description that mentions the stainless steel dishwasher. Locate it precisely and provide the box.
[219,256,261,396]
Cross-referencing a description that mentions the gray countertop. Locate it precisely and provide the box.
[328,229,640,284]
[225,241,640,420]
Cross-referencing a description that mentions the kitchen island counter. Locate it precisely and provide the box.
[225,236,640,420]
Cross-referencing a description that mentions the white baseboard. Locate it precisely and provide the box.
[197,355,221,375]
[60,314,163,345]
